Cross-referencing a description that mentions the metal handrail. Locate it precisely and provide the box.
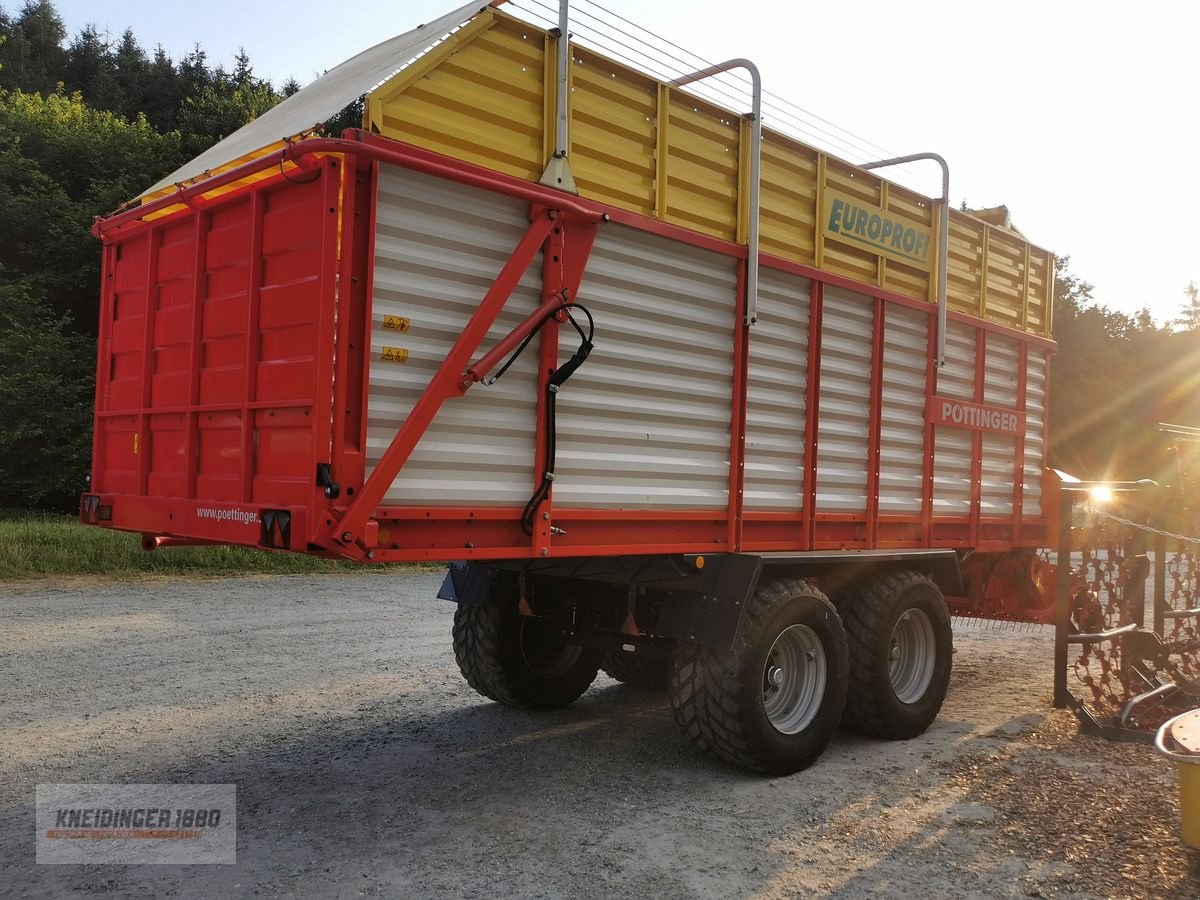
[670,59,762,327]
[860,153,949,367]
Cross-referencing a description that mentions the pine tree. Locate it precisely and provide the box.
[64,23,118,110]
[1175,281,1200,331]
[113,27,147,121]
[14,0,66,91]
[141,43,180,131]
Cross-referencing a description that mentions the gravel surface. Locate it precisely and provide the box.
[1,572,1197,899]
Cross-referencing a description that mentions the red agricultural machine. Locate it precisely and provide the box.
[79,0,1194,772]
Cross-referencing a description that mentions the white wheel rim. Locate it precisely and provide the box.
[762,624,828,735]
[889,608,936,704]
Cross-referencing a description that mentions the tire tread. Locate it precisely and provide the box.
[669,578,842,774]
[836,569,950,739]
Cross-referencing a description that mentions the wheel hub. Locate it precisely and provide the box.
[888,608,936,704]
[761,624,828,735]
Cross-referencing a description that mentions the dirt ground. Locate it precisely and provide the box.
[1,571,1197,899]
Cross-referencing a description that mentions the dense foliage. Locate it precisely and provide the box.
[0,1,305,507]
[0,0,1195,510]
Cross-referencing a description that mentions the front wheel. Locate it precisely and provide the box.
[669,578,849,775]
[452,580,602,710]
[837,570,953,739]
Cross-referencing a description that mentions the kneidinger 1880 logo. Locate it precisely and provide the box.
[36,784,236,865]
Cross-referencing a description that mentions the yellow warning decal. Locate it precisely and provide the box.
[380,346,409,364]
[133,432,140,455]
[382,315,411,333]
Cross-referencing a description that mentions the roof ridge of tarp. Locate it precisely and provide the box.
[140,0,490,198]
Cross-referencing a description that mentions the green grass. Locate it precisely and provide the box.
[0,512,396,580]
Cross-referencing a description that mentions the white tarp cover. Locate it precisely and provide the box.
[141,0,488,197]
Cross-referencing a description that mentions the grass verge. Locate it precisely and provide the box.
[0,512,394,581]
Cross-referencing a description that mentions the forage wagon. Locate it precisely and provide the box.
[80,0,1058,773]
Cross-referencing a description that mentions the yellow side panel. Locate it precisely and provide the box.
[880,190,934,300]
[883,259,930,300]
[373,16,545,182]
[947,216,985,316]
[821,161,886,287]
[1026,249,1051,335]
[758,133,818,265]
[984,229,1025,329]
[360,6,1056,338]
[569,48,656,216]
[664,94,740,240]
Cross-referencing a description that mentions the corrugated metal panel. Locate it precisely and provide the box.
[569,47,656,216]
[816,286,874,512]
[879,306,928,514]
[932,322,976,515]
[663,93,740,240]
[554,224,737,508]
[947,216,984,318]
[981,434,1016,516]
[361,6,1055,337]
[1027,250,1052,335]
[983,333,1019,407]
[981,333,1020,516]
[1024,349,1048,515]
[984,230,1025,329]
[365,166,542,505]
[743,269,810,510]
[373,14,546,183]
[758,134,818,264]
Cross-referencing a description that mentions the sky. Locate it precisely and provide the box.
[52,0,1200,325]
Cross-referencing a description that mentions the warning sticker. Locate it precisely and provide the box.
[380,346,409,364]
[382,315,410,333]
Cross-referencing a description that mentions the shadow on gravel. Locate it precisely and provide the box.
[5,686,1140,899]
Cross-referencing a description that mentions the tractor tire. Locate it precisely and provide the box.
[669,578,848,775]
[452,581,602,710]
[601,651,670,690]
[836,570,953,739]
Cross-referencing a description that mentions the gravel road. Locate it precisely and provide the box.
[1,572,1196,899]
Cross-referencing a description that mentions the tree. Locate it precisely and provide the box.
[64,23,119,111]
[113,27,147,121]
[1174,281,1200,331]
[177,77,280,156]
[323,95,364,136]
[0,284,94,508]
[178,42,210,98]
[141,44,181,131]
[0,88,183,330]
[13,0,66,92]
[231,47,252,88]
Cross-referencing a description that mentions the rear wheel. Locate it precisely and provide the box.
[602,651,670,690]
[669,578,848,775]
[837,570,952,739]
[453,581,602,710]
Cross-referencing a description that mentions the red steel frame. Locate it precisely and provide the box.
[85,129,1054,563]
